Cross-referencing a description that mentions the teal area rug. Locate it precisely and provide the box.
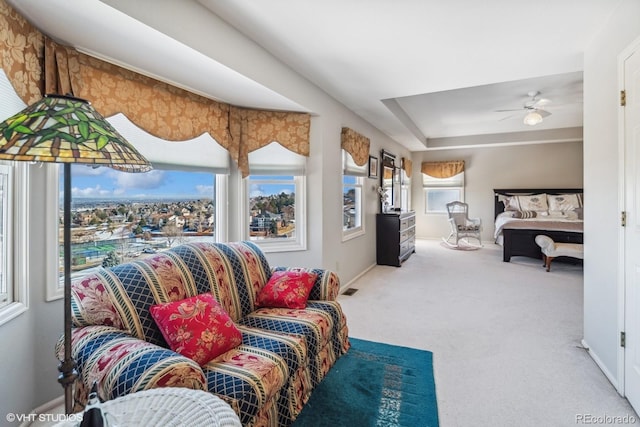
[293,338,439,427]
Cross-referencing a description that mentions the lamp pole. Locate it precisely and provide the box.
[58,163,78,414]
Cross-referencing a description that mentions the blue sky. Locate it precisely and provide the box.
[64,166,294,200]
[65,165,214,200]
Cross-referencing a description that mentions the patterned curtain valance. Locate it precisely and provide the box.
[402,158,413,178]
[0,0,44,105]
[340,127,370,167]
[230,106,310,177]
[421,160,464,178]
[44,40,232,148]
[44,40,310,178]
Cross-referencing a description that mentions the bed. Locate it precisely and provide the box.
[493,188,583,262]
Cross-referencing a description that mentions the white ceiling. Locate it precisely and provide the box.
[8,0,622,151]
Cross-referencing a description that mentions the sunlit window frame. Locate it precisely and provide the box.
[243,175,307,253]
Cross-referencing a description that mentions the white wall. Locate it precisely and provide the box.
[412,141,583,241]
[583,0,640,390]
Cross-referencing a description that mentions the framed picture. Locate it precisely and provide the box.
[368,155,378,178]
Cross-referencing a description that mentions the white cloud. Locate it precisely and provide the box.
[196,185,214,195]
[70,165,110,177]
[111,169,166,190]
[249,184,265,198]
[72,185,111,198]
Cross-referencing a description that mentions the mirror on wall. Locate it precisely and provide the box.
[380,150,399,212]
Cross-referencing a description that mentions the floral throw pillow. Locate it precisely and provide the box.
[150,293,242,366]
[256,271,318,309]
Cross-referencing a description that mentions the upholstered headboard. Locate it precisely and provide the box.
[493,188,583,219]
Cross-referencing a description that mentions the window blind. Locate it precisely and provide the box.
[248,141,306,175]
[342,150,367,177]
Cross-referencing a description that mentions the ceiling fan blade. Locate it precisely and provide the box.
[533,98,551,108]
[537,109,551,118]
[498,113,518,121]
[494,108,523,112]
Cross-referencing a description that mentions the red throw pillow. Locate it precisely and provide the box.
[256,271,318,309]
[150,293,242,366]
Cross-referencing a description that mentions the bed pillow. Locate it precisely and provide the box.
[511,210,537,219]
[514,194,548,212]
[502,196,520,211]
[150,293,242,366]
[547,193,582,212]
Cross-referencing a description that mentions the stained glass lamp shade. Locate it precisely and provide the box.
[0,94,150,169]
[0,94,151,414]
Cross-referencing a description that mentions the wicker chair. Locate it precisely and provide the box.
[445,201,482,247]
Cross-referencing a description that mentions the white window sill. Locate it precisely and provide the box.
[0,302,28,327]
[253,239,307,253]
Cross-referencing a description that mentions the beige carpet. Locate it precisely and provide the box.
[338,239,636,427]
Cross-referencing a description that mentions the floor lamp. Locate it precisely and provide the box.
[0,94,152,414]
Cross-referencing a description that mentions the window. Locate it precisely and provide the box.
[423,172,464,213]
[247,175,304,250]
[47,113,230,299]
[245,142,307,252]
[343,175,363,234]
[0,165,10,306]
[400,167,411,212]
[0,69,29,324]
[0,162,29,323]
[53,165,217,285]
[342,150,366,239]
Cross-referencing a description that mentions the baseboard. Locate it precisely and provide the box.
[339,263,376,293]
[582,339,622,395]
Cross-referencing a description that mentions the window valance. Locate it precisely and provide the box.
[402,158,413,178]
[0,1,44,105]
[421,160,465,178]
[340,127,370,167]
[45,39,232,146]
[230,106,310,177]
[0,2,311,178]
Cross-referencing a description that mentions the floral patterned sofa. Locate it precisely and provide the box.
[56,241,350,426]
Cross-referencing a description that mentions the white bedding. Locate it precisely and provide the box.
[493,211,584,241]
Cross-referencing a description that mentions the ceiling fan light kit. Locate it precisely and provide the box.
[523,110,543,126]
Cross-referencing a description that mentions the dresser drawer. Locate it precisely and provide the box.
[400,226,415,243]
[400,215,415,230]
[400,239,414,257]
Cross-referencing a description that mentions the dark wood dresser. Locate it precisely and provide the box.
[376,211,416,266]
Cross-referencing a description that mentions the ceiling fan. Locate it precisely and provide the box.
[496,91,552,125]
